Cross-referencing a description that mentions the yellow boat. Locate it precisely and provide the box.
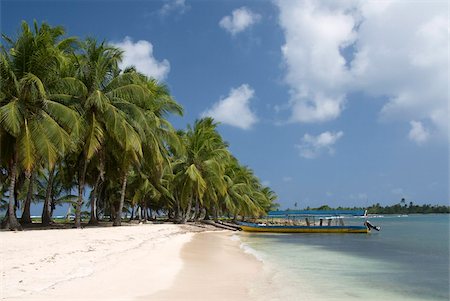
[239,210,379,234]
[240,223,369,233]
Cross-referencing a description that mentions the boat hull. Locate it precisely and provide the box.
[240,225,369,233]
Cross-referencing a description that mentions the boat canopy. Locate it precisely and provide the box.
[267,210,366,217]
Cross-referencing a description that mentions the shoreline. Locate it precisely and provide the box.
[143,231,267,301]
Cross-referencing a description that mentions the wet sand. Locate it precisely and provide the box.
[144,231,265,301]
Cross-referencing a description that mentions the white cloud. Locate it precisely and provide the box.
[351,2,448,140]
[159,0,189,16]
[276,0,357,123]
[275,0,449,142]
[202,84,258,130]
[113,37,170,81]
[408,121,430,145]
[296,131,344,159]
[219,7,261,35]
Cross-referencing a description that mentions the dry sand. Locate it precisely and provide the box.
[1,224,266,301]
[1,224,197,301]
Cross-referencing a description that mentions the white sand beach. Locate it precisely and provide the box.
[1,224,195,301]
[1,224,264,301]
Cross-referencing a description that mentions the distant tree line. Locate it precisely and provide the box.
[365,199,450,214]
[286,199,450,214]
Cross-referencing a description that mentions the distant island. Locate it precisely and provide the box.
[285,199,450,214]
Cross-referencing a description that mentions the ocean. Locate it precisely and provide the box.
[237,214,449,301]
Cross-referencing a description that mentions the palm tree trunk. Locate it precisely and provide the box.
[96,184,104,221]
[113,174,127,226]
[21,171,34,224]
[137,205,141,221]
[142,204,147,223]
[3,153,22,230]
[110,203,116,222]
[75,158,88,228]
[203,207,211,220]
[88,174,102,225]
[50,199,56,218]
[193,198,200,221]
[130,205,135,221]
[181,199,192,224]
[88,192,98,225]
[42,167,55,226]
[175,198,181,220]
[89,158,104,225]
[213,206,219,222]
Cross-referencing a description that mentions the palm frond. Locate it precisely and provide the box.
[0,99,23,136]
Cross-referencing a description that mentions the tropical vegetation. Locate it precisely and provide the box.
[289,199,450,214]
[0,21,277,230]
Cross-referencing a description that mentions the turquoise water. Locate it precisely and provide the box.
[238,215,449,301]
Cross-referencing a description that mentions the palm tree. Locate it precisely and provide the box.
[170,118,229,223]
[217,156,276,221]
[107,70,183,226]
[34,166,77,219]
[20,169,35,224]
[56,39,152,228]
[1,20,278,229]
[0,21,79,230]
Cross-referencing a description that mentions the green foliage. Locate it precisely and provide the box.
[303,201,450,214]
[0,21,278,229]
[365,202,450,214]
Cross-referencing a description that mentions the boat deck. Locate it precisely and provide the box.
[240,224,369,233]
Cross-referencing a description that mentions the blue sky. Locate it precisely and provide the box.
[2,0,448,210]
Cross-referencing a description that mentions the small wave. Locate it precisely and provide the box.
[229,234,240,241]
[240,243,265,262]
[229,234,265,262]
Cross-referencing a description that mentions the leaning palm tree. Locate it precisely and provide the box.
[103,69,183,226]
[171,118,229,223]
[0,21,79,230]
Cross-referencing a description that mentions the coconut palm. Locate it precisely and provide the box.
[170,118,229,223]
[1,20,278,228]
[34,165,77,219]
[105,70,183,225]
[0,21,79,230]
[55,39,153,228]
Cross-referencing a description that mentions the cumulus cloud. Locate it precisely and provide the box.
[159,0,189,16]
[408,121,430,145]
[202,84,258,130]
[352,2,448,139]
[113,37,170,81]
[276,0,357,123]
[219,7,261,35]
[296,131,344,159]
[275,0,448,142]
